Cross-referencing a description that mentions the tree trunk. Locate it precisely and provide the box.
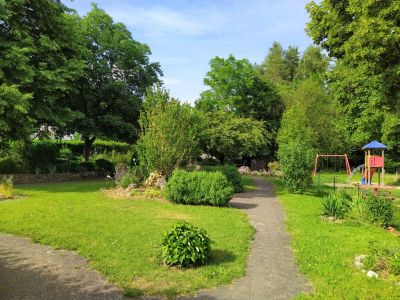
[83,136,96,162]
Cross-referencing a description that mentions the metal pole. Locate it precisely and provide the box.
[333,176,336,192]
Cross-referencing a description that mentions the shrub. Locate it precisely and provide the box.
[0,176,13,198]
[267,161,282,177]
[78,161,96,172]
[204,165,243,192]
[95,158,115,176]
[119,167,143,188]
[348,195,369,222]
[161,222,211,267]
[364,192,393,227]
[0,158,19,174]
[321,193,350,219]
[278,142,314,193]
[136,87,203,177]
[165,170,234,206]
[363,241,400,276]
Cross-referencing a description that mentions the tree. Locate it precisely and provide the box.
[196,55,282,159]
[277,79,346,155]
[306,0,400,148]
[294,45,329,82]
[0,0,85,138]
[136,87,202,177]
[259,42,300,84]
[63,5,162,160]
[200,110,270,163]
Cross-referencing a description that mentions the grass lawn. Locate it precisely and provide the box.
[0,181,254,298]
[269,178,400,299]
[241,175,256,191]
[314,172,399,186]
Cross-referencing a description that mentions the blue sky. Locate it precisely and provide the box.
[66,0,314,103]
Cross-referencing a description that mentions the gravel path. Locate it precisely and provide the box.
[0,234,125,300]
[181,177,312,300]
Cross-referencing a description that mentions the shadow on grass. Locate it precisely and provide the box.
[14,180,114,194]
[208,249,236,266]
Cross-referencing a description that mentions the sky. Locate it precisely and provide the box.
[66,0,314,103]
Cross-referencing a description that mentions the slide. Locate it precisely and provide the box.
[361,168,375,185]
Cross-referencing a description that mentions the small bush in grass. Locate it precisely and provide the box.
[204,165,243,192]
[162,222,211,267]
[0,176,13,198]
[165,170,234,206]
[348,195,369,222]
[321,193,350,219]
[363,241,400,276]
[364,191,393,227]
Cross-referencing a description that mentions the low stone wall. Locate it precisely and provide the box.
[4,172,98,184]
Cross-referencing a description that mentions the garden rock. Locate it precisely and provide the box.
[145,171,165,188]
[154,176,167,189]
[125,183,137,192]
[367,270,378,278]
[114,164,128,182]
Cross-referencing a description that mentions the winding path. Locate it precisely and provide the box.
[182,177,311,300]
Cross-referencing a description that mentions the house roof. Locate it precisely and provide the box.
[362,140,388,150]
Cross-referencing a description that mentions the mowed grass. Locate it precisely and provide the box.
[0,181,254,297]
[314,172,400,186]
[269,178,400,299]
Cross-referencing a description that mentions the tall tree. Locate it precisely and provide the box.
[294,45,329,82]
[0,0,85,142]
[259,42,287,85]
[63,5,162,160]
[196,55,282,160]
[306,0,400,149]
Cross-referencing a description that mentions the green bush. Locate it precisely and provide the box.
[0,158,19,174]
[78,161,96,172]
[278,142,314,193]
[364,192,393,227]
[321,193,351,219]
[119,167,143,188]
[165,170,234,206]
[204,165,243,192]
[95,158,115,176]
[348,195,369,222]
[363,241,400,276]
[161,222,211,267]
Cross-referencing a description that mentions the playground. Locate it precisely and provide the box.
[312,141,400,194]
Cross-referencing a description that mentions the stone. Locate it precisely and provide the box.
[154,177,167,190]
[354,260,363,269]
[114,164,128,182]
[367,270,378,278]
[125,183,137,192]
[145,171,165,189]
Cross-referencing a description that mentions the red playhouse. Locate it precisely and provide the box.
[361,141,387,186]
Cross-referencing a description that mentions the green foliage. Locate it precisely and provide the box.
[321,192,351,219]
[0,0,85,139]
[136,87,202,177]
[364,192,394,227]
[95,159,115,175]
[201,111,270,162]
[0,158,19,174]
[196,54,283,155]
[119,167,143,188]
[364,241,400,276]
[348,195,369,222]
[161,222,211,267]
[165,170,234,207]
[0,176,13,198]
[204,165,243,192]
[62,4,161,160]
[306,0,400,148]
[77,161,96,172]
[278,142,314,193]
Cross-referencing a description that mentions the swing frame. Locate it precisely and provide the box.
[312,154,351,176]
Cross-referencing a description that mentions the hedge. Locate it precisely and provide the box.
[203,165,243,192]
[164,170,234,206]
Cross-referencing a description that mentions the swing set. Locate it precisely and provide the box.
[312,154,351,176]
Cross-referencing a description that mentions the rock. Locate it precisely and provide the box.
[359,255,366,262]
[115,164,128,182]
[125,183,137,192]
[367,270,378,278]
[145,171,165,189]
[154,177,167,190]
[354,260,363,269]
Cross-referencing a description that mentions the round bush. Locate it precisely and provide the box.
[165,170,234,206]
[204,165,243,192]
[364,192,394,227]
[162,222,211,267]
